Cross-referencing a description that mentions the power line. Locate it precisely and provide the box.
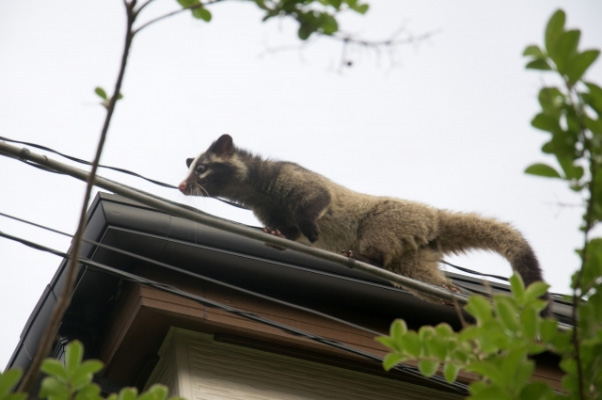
[0,136,509,282]
[0,229,470,395]
[0,210,384,337]
[0,140,470,306]
[0,136,177,189]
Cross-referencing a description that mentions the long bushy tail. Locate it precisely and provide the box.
[437,210,549,301]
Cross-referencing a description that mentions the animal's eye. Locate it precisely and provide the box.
[195,164,207,174]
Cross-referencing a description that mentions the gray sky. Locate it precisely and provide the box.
[1,0,601,368]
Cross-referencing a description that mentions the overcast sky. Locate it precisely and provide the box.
[1,0,601,369]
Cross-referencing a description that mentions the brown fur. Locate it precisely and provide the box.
[179,134,550,308]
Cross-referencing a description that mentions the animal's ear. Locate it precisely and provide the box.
[209,134,235,157]
[186,158,194,168]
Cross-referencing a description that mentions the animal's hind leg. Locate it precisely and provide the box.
[390,248,458,305]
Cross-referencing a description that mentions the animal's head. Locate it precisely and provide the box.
[179,134,248,197]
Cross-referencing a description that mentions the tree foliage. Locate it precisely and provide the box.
[1,341,183,400]
[379,9,602,400]
[176,0,369,40]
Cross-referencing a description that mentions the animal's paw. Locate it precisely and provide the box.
[262,227,285,238]
[442,284,461,293]
[341,249,354,258]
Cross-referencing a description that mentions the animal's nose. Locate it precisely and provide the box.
[178,182,188,194]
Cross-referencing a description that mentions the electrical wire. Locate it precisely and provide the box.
[0,135,248,210]
[441,260,509,282]
[0,140,471,306]
[0,210,384,337]
[0,229,470,395]
[0,136,510,282]
[0,136,177,189]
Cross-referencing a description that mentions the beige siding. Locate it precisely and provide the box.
[146,328,462,400]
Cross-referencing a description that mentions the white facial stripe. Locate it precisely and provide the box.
[186,153,202,179]
[198,169,212,180]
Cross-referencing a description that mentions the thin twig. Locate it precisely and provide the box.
[261,25,437,70]
[134,0,225,34]
[17,0,139,393]
[568,82,593,400]
[135,0,156,14]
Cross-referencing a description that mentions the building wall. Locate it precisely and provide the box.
[146,328,462,400]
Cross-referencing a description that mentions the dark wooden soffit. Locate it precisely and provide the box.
[96,268,564,394]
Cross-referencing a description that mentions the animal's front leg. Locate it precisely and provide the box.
[341,249,384,268]
[293,189,331,243]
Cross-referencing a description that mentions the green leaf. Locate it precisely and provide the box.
[466,361,504,384]
[74,384,102,400]
[328,0,343,9]
[465,295,493,323]
[526,59,552,71]
[501,348,533,388]
[352,3,369,14]
[443,363,461,383]
[382,353,405,371]
[376,336,400,352]
[521,306,539,341]
[65,341,84,377]
[318,13,338,35]
[297,23,312,40]
[553,29,581,73]
[525,163,562,178]
[458,325,479,341]
[524,281,550,303]
[425,334,447,360]
[494,298,520,333]
[510,274,526,305]
[584,82,602,115]
[40,377,70,400]
[418,360,439,377]
[538,87,565,115]
[435,323,454,337]
[523,45,545,58]
[177,0,197,7]
[567,49,600,86]
[399,331,421,358]
[540,318,558,343]
[117,387,138,400]
[41,359,68,381]
[71,360,103,390]
[192,7,212,22]
[531,113,560,133]
[138,385,169,400]
[545,10,566,59]
[0,369,22,397]
[418,326,436,342]
[519,382,554,400]
[94,87,107,100]
[390,319,407,339]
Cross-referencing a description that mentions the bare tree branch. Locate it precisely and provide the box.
[17,0,139,393]
[260,25,438,70]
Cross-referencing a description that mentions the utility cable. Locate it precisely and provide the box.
[0,229,469,395]
[0,136,247,210]
[441,260,509,282]
[0,136,512,282]
[0,210,384,337]
[0,136,176,189]
[0,140,470,306]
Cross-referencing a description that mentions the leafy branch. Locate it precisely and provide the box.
[378,275,557,399]
[379,9,602,400]
[523,9,602,399]
[3,341,182,400]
